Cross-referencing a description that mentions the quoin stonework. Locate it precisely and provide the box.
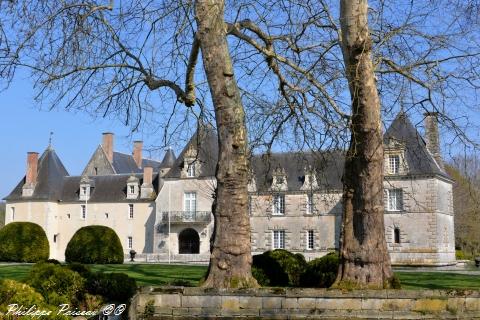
[4,112,455,265]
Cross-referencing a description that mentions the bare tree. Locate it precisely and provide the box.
[1,0,479,289]
[334,0,393,288]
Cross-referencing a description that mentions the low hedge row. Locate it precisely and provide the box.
[252,250,339,288]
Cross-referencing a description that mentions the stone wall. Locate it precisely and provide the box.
[129,287,480,319]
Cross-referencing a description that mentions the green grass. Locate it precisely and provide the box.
[0,263,207,286]
[1,264,479,290]
[395,272,480,290]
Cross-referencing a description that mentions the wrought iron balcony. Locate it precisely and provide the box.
[160,211,212,224]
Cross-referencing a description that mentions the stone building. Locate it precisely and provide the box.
[3,112,456,265]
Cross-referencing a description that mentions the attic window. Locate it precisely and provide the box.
[81,187,87,195]
[276,176,284,185]
[94,167,98,175]
[187,163,196,177]
[388,155,400,174]
[129,185,135,194]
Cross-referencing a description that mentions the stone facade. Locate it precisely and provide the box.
[3,113,456,265]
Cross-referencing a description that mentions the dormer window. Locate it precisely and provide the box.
[126,175,139,199]
[187,162,196,177]
[79,176,93,201]
[388,155,400,174]
[276,176,284,185]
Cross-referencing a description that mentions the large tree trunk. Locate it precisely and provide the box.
[195,0,258,288]
[335,0,393,288]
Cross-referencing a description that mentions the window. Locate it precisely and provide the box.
[248,195,252,216]
[128,204,134,219]
[105,213,109,219]
[10,207,15,221]
[388,155,400,174]
[94,167,98,175]
[276,176,284,185]
[67,213,71,219]
[81,186,87,195]
[53,234,58,243]
[184,192,197,213]
[272,230,285,249]
[306,193,314,214]
[127,236,133,249]
[81,205,86,219]
[273,194,285,215]
[187,163,195,177]
[129,185,135,194]
[307,230,315,250]
[387,189,403,211]
[394,228,401,244]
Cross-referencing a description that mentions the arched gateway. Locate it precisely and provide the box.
[178,228,200,254]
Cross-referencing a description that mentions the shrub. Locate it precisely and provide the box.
[0,279,69,320]
[0,222,49,262]
[46,259,61,265]
[27,262,85,306]
[65,225,124,264]
[65,262,93,279]
[86,272,137,303]
[253,250,307,287]
[300,252,339,288]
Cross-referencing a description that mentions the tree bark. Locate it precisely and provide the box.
[195,0,258,288]
[335,0,394,288]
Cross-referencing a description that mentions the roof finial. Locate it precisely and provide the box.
[48,131,54,149]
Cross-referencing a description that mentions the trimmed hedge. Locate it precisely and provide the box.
[300,252,339,288]
[65,225,124,264]
[253,249,307,287]
[0,222,49,262]
[86,272,137,302]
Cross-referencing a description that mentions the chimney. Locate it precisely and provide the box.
[141,166,155,199]
[102,132,114,164]
[133,141,143,168]
[23,152,39,197]
[424,112,444,170]
[26,152,39,185]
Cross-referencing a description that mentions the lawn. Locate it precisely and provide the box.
[0,263,479,290]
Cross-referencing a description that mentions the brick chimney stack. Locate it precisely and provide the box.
[424,112,444,170]
[133,141,143,168]
[22,151,39,197]
[26,152,39,186]
[141,166,155,199]
[102,132,114,164]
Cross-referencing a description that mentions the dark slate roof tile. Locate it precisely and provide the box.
[112,152,163,174]
[384,112,449,179]
[60,173,159,202]
[165,125,218,178]
[4,147,69,201]
[251,151,345,192]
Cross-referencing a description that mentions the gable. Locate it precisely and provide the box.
[82,145,116,176]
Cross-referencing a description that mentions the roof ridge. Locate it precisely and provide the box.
[113,150,162,163]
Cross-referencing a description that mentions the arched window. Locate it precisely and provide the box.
[394,227,401,244]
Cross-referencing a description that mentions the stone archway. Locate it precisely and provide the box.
[178,228,200,254]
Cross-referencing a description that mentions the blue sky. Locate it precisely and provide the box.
[0,71,169,199]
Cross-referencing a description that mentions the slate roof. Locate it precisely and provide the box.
[160,149,176,168]
[251,151,345,192]
[60,173,159,203]
[165,124,218,178]
[112,151,163,173]
[4,147,69,201]
[384,112,449,179]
